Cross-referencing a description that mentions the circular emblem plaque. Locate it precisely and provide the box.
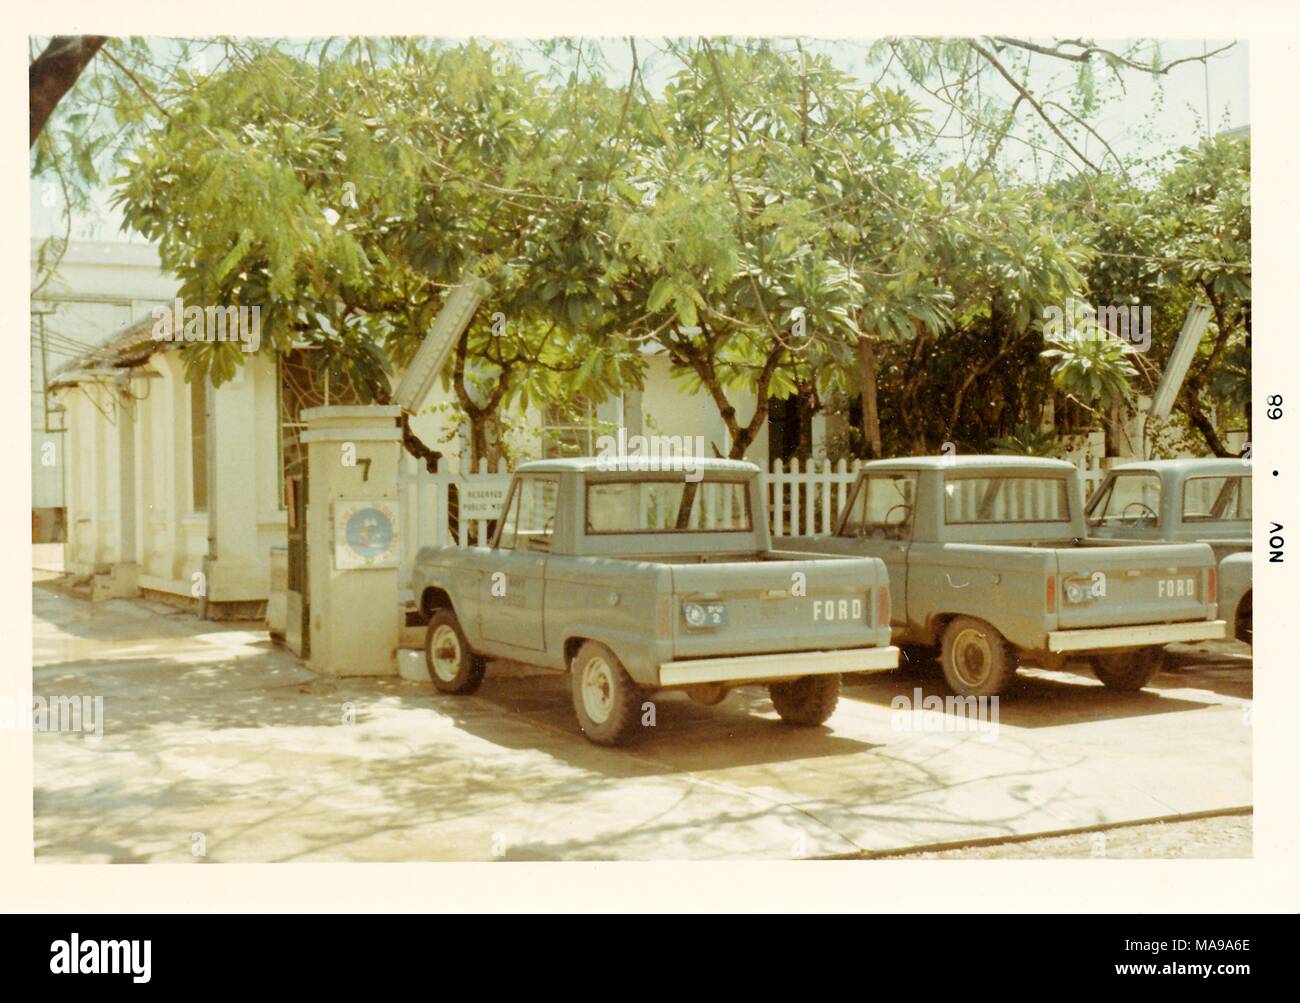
[336,500,399,568]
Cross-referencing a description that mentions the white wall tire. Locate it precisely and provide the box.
[570,641,642,746]
[424,609,486,695]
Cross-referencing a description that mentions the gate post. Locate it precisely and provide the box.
[301,405,403,676]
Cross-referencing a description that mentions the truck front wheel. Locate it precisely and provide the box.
[940,617,1018,698]
[571,642,644,746]
[425,609,486,695]
[769,674,841,726]
[1091,649,1165,691]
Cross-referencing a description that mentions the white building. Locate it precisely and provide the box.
[49,276,808,614]
[31,239,178,541]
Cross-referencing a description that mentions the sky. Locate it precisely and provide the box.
[29,35,1249,243]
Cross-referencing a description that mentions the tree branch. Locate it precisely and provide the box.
[30,35,107,146]
[968,40,1101,173]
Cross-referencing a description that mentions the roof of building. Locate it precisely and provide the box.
[863,454,1076,472]
[516,456,760,475]
[47,313,166,389]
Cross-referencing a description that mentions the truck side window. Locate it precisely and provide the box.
[497,477,559,551]
[838,473,916,540]
[1088,472,1162,528]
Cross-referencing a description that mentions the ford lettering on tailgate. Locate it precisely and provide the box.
[813,597,864,622]
[1157,576,1197,599]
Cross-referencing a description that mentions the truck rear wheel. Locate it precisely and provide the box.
[425,609,486,695]
[1235,592,1253,644]
[571,642,644,746]
[1091,649,1165,691]
[940,617,1018,698]
[769,674,841,726]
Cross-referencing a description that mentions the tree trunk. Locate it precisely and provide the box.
[728,400,769,459]
[30,36,107,146]
[1181,397,1231,457]
[450,327,510,470]
[467,411,491,469]
[857,335,883,458]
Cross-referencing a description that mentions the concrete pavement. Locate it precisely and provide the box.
[31,587,1252,861]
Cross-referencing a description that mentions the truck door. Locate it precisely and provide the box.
[838,472,916,628]
[479,475,557,651]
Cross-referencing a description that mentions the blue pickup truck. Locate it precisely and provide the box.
[409,458,898,744]
[1086,458,1252,643]
[790,456,1224,697]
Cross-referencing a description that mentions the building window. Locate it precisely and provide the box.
[542,397,596,458]
[191,379,208,512]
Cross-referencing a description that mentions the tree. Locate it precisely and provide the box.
[1154,134,1251,455]
[100,35,1249,467]
[112,41,644,466]
[1049,134,1250,455]
[613,40,941,459]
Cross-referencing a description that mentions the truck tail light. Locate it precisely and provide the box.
[1045,574,1057,614]
[876,585,890,627]
[1207,566,1216,605]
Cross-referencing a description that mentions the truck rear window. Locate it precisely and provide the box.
[944,476,1071,524]
[585,480,752,534]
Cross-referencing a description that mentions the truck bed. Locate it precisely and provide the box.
[788,534,1216,639]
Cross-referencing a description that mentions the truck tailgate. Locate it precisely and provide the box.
[670,557,888,659]
[1054,543,1214,629]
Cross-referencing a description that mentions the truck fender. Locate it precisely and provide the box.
[1216,552,1252,639]
[416,580,460,623]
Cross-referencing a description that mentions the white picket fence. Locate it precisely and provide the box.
[1073,452,1107,500]
[397,455,512,573]
[398,451,1109,583]
[766,458,865,537]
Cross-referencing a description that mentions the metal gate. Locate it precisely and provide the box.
[285,454,309,657]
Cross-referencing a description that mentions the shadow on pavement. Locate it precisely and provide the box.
[454,671,883,776]
[841,654,1248,728]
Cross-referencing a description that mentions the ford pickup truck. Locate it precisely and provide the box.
[408,458,898,745]
[788,456,1225,697]
[1086,458,1252,643]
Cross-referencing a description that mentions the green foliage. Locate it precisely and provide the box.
[92,36,1249,461]
[110,39,645,451]
[991,423,1067,458]
[1052,132,1251,451]
[1041,334,1138,409]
